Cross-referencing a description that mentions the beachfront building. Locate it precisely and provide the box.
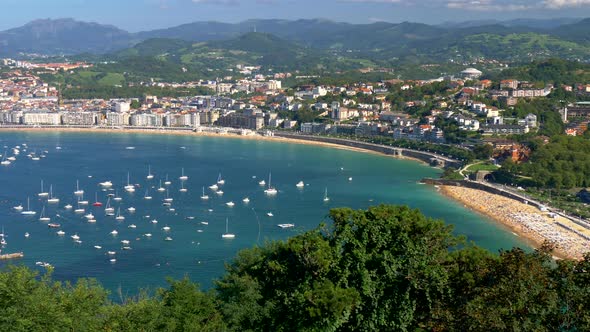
[61,111,97,126]
[130,113,165,127]
[105,112,130,127]
[216,112,264,130]
[22,111,61,125]
[0,110,23,124]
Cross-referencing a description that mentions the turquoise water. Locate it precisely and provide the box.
[0,131,526,294]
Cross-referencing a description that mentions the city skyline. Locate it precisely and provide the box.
[1,0,590,32]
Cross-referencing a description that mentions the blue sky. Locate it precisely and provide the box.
[1,0,590,31]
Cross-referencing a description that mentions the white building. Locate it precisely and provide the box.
[23,112,61,125]
[115,102,131,113]
[106,112,130,127]
[61,112,96,126]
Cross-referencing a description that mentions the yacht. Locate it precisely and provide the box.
[217,173,225,185]
[146,165,154,180]
[163,190,173,203]
[164,174,171,185]
[162,226,171,232]
[179,168,188,181]
[113,190,122,201]
[348,177,353,181]
[296,181,305,188]
[264,173,278,195]
[110,230,118,236]
[323,187,330,202]
[78,194,89,205]
[84,213,94,220]
[127,207,136,213]
[144,233,152,237]
[110,258,117,263]
[107,251,116,255]
[157,180,165,192]
[92,192,103,207]
[277,224,295,229]
[216,190,224,196]
[121,240,130,245]
[24,232,30,238]
[94,245,102,249]
[38,180,49,197]
[47,185,59,204]
[21,197,36,215]
[128,224,137,229]
[200,187,209,200]
[164,237,173,241]
[48,223,60,228]
[64,204,73,210]
[258,179,266,186]
[242,197,250,203]
[200,221,209,225]
[13,204,23,211]
[144,189,152,200]
[151,219,158,224]
[267,212,274,217]
[208,183,218,190]
[115,208,125,221]
[88,219,96,223]
[99,181,113,188]
[74,180,84,196]
[222,218,235,239]
[104,197,115,214]
[39,206,51,222]
[1,150,10,165]
[56,230,65,236]
[71,234,80,241]
[124,172,135,193]
[179,182,187,193]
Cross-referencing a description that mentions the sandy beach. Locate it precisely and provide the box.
[441,185,590,260]
[0,127,426,164]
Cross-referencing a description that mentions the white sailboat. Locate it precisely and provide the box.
[39,206,51,222]
[217,173,225,185]
[74,197,85,213]
[157,180,165,192]
[38,180,49,197]
[99,181,113,188]
[278,224,295,229]
[323,187,330,202]
[225,201,235,207]
[200,187,209,200]
[124,172,135,192]
[0,150,10,165]
[78,193,88,205]
[179,181,187,193]
[222,218,235,239]
[21,197,36,215]
[115,207,125,221]
[74,180,84,196]
[146,165,154,180]
[1,228,7,246]
[164,174,171,185]
[264,173,278,195]
[104,197,115,214]
[13,203,23,211]
[163,189,173,203]
[144,189,152,200]
[113,189,122,201]
[242,197,250,203]
[179,168,188,181]
[208,182,218,190]
[47,185,59,204]
[296,181,305,188]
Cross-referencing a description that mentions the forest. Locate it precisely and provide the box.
[1,205,589,331]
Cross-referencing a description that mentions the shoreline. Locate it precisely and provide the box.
[0,127,428,165]
[439,185,590,260]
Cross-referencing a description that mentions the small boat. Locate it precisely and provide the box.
[323,187,330,202]
[107,251,116,255]
[186,216,195,220]
[48,223,60,228]
[127,207,136,213]
[78,193,88,205]
[197,229,204,233]
[278,224,295,229]
[122,246,131,250]
[124,172,135,193]
[164,174,171,185]
[162,202,171,207]
[264,173,278,195]
[216,190,224,196]
[64,204,73,209]
[222,218,235,239]
[200,187,209,200]
[226,201,235,207]
[115,208,125,221]
[94,245,102,249]
[168,208,175,212]
[47,185,59,204]
[88,219,96,223]
[0,150,10,165]
[74,240,83,244]
[200,221,209,225]
[74,180,84,196]
[217,173,225,185]
[110,230,119,235]
[24,232,30,238]
[92,192,103,207]
[267,212,273,217]
[110,258,117,263]
[125,146,135,150]
[74,207,85,214]
[13,204,23,211]
[39,206,51,222]
[104,197,114,214]
[56,230,65,236]
[128,224,137,229]
[99,181,113,188]
[348,177,352,181]
[242,197,250,203]
[38,180,49,197]
[146,165,154,180]
[113,190,122,201]
[144,189,152,200]
[144,233,152,237]
[258,180,266,186]
[164,237,173,241]
[163,190,173,203]
[84,213,94,220]
[179,168,188,181]
[162,226,171,232]
[21,197,36,215]
[151,219,158,224]
[208,183,218,190]
[6,156,16,161]
[121,240,130,245]
[157,180,165,192]
[71,234,80,241]
[179,182,187,193]
[296,181,304,188]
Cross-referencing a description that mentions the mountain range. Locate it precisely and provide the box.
[2,17,590,57]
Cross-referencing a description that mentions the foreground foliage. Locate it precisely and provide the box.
[1,205,590,331]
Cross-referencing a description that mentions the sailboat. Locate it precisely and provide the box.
[323,187,330,202]
[104,197,115,215]
[222,218,235,239]
[144,189,152,200]
[0,150,10,165]
[113,189,122,201]
[200,187,209,200]
[179,181,187,193]
[74,197,85,213]
[74,180,84,196]
[1,227,7,246]
[124,172,135,192]
[146,165,154,180]
[47,185,59,204]
[264,173,278,195]
[38,180,49,197]
[296,181,305,188]
[21,197,36,215]
[92,192,103,207]
[217,173,225,185]
[39,206,51,222]
[164,174,171,185]
[163,189,173,203]
[115,207,125,221]
[157,180,165,192]
[179,168,188,181]
[78,193,89,205]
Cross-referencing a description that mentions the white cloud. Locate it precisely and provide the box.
[542,0,590,8]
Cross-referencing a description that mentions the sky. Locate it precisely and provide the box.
[1,0,590,31]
